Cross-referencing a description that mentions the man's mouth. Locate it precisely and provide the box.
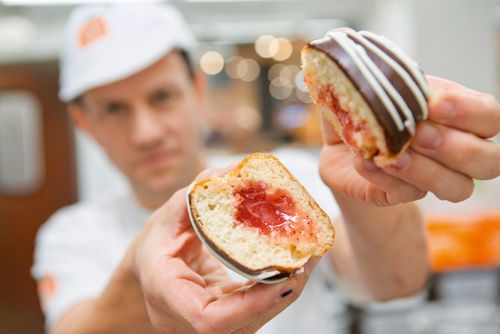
[138,150,176,170]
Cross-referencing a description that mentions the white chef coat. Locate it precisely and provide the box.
[32,148,350,333]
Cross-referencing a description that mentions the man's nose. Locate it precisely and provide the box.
[130,107,164,147]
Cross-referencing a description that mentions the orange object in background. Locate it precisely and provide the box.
[426,212,500,272]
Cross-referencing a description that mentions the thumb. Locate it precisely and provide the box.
[205,257,320,333]
[237,258,320,333]
[152,187,191,234]
[195,163,238,182]
[321,114,342,146]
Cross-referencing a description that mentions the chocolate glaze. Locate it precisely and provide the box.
[349,34,425,125]
[308,32,428,154]
[362,34,426,95]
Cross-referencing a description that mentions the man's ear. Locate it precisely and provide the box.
[193,71,207,104]
[68,102,95,139]
[192,71,210,122]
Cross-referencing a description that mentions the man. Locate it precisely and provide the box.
[32,3,500,334]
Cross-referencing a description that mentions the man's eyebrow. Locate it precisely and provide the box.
[150,81,181,92]
[92,97,128,106]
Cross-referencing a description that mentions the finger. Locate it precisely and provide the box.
[234,258,320,334]
[217,281,252,294]
[353,156,427,205]
[411,121,500,180]
[382,149,474,202]
[205,258,319,334]
[208,280,255,297]
[206,281,247,297]
[320,144,394,205]
[321,114,342,145]
[427,76,500,138]
[156,187,188,214]
[319,144,368,197]
[319,144,424,206]
[151,187,190,232]
[155,268,219,332]
[192,254,229,285]
[195,164,238,181]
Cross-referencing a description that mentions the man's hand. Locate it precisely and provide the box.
[131,169,317,334]
[320,75,500,206]
[321,76,498,301]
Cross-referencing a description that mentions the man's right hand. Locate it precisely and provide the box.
[129,169,318,334]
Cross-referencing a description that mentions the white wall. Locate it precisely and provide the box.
[365,0,499,95]
[363,0,418,58]
[415,0,498,95]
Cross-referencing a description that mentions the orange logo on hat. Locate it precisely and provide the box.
[37,275,57,309]
[78,17,107,48]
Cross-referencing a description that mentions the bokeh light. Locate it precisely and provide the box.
[268,63,286,82]
[269,83,292,100]
[233,105,262,131]
[255,34,278,58]
[271,37,293,61]
[296,88,313,103]
[226,57,260,81]
[295,70,308,92]
[225,56,243,79]
[200,51,224,75]
[238,58,260,82]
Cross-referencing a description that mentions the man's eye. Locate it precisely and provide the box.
[153,90,171,102]
[106,103,124,115]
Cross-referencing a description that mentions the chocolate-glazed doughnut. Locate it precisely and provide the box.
[302,28,429,164]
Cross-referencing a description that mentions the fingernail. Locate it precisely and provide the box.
[391,151,411,170]
[280,289,293,298]
[363,159,378,171]
[415,123,441,149]
[276,283,296,302]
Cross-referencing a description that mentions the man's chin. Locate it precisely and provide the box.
[135,171,188,195]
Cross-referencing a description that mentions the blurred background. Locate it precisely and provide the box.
[0,0,499,333]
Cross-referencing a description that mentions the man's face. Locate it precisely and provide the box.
[73,51,206,198]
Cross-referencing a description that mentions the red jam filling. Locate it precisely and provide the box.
[234,181,317,244]
[316,84,366,146]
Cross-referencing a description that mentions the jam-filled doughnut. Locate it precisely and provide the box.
[187,153,335,284]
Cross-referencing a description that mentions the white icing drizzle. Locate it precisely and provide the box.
[327,31,406,131]
[360,30,430,118]
[324,28,429,132]
[343,29,428,134]
[345,33,416,134]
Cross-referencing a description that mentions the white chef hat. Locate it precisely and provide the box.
[59,3,196,102]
